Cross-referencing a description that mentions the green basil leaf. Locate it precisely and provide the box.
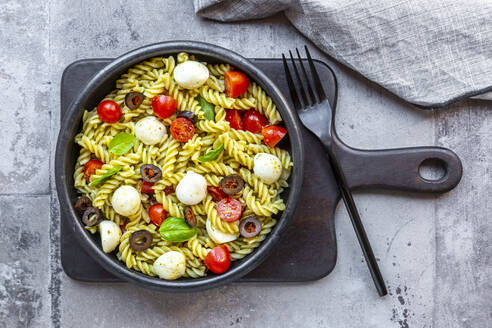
[88,166,123,187]
[198,144,224,162]
[196,95,214,121]
[109,132,136,155]
[159,217,198,242]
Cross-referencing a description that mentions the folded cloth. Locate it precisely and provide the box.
[194,0,492,108]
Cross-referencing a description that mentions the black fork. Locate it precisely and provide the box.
[282,46,388,297]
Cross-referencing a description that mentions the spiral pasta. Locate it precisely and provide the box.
[200,86,235,108]
[161,139,179,177]
[220,133,254,169]
[206,75,225,92]
[73,53,293,280]
[188,236,210,260]
[248,81,282,124]
[207,63,231,77]
[196,120,230,133]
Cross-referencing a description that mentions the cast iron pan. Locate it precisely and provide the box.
[55,41,305,292]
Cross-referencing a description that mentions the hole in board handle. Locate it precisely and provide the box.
[418,158,447,182]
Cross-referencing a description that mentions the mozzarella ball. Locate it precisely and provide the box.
[173,61,209,89]
[111,185,141,216]
[135,116,166,145]
[99,220,121,253]
[206,218,238,244]
[153,251,186,280]
[253,153,282,184]
[176,171,207,205]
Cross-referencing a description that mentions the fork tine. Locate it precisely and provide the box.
[289,50,311,107]
[296,48,316,104]
[282,53,302,110]
[305,45,326,101]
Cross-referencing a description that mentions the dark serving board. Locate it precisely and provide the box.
[60,58,462,283]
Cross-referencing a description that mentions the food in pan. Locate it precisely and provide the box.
[73,52,292,279]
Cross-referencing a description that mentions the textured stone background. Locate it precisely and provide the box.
[0,0,490,327]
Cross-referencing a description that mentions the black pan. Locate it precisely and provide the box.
[55,41,304,292]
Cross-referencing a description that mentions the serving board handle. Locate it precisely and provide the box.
[334,138,463,193]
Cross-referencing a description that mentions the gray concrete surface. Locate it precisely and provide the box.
[0,0,490,327]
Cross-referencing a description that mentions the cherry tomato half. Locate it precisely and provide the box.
[141,181,154,194]
[262,125,287,148]
[243,109,268,133]
[216,197,243,222]
[205,245,231,274]
[149,203,166,227]
[152,95,177,119]
[83,159,103,182]
[225,109,243,130]
[97,100,122,123]
[207,186,227,202]
[170,117,194,142]
[224,71,249,98]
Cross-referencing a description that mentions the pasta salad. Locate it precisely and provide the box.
[73,52,292,279]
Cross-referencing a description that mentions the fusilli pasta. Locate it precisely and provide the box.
[73,53,293,280]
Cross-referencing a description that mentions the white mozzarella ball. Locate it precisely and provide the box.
[135,116,166,145]
[153,251,186,280]
[173,61,209,89]
[176,171,207,205]
[253,153,282,184]
[111,185,141,216]
[206,218,238,244]
[99,220,121,253]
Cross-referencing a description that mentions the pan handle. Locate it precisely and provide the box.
[333,140,463,193]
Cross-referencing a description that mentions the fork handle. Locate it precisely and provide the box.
[324,146,388,297]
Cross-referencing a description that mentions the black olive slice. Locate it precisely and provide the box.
[125,91,145,110]
[177,111,197,124]
[74,196,92,214]
[183,206,196,228]
[82,207,103,227]
[129,230,153,251]
[220,174,245,195]
[140,164,162,183]
[239,216,262,238]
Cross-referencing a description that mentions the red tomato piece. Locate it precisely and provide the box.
[149,204,166,227]
[224,71,249,98]
[163,186,174,195]
[141,181,154,194]
[170,117,194,142]
[262,125,287,148]
[207,186,227,202]
[83,159,103,182]
[216,197,243,222]
[152,95,177,119]
[225,109,243,130]
[205,245,231,274]
[242,109,268,133]
[97,100,122,123]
